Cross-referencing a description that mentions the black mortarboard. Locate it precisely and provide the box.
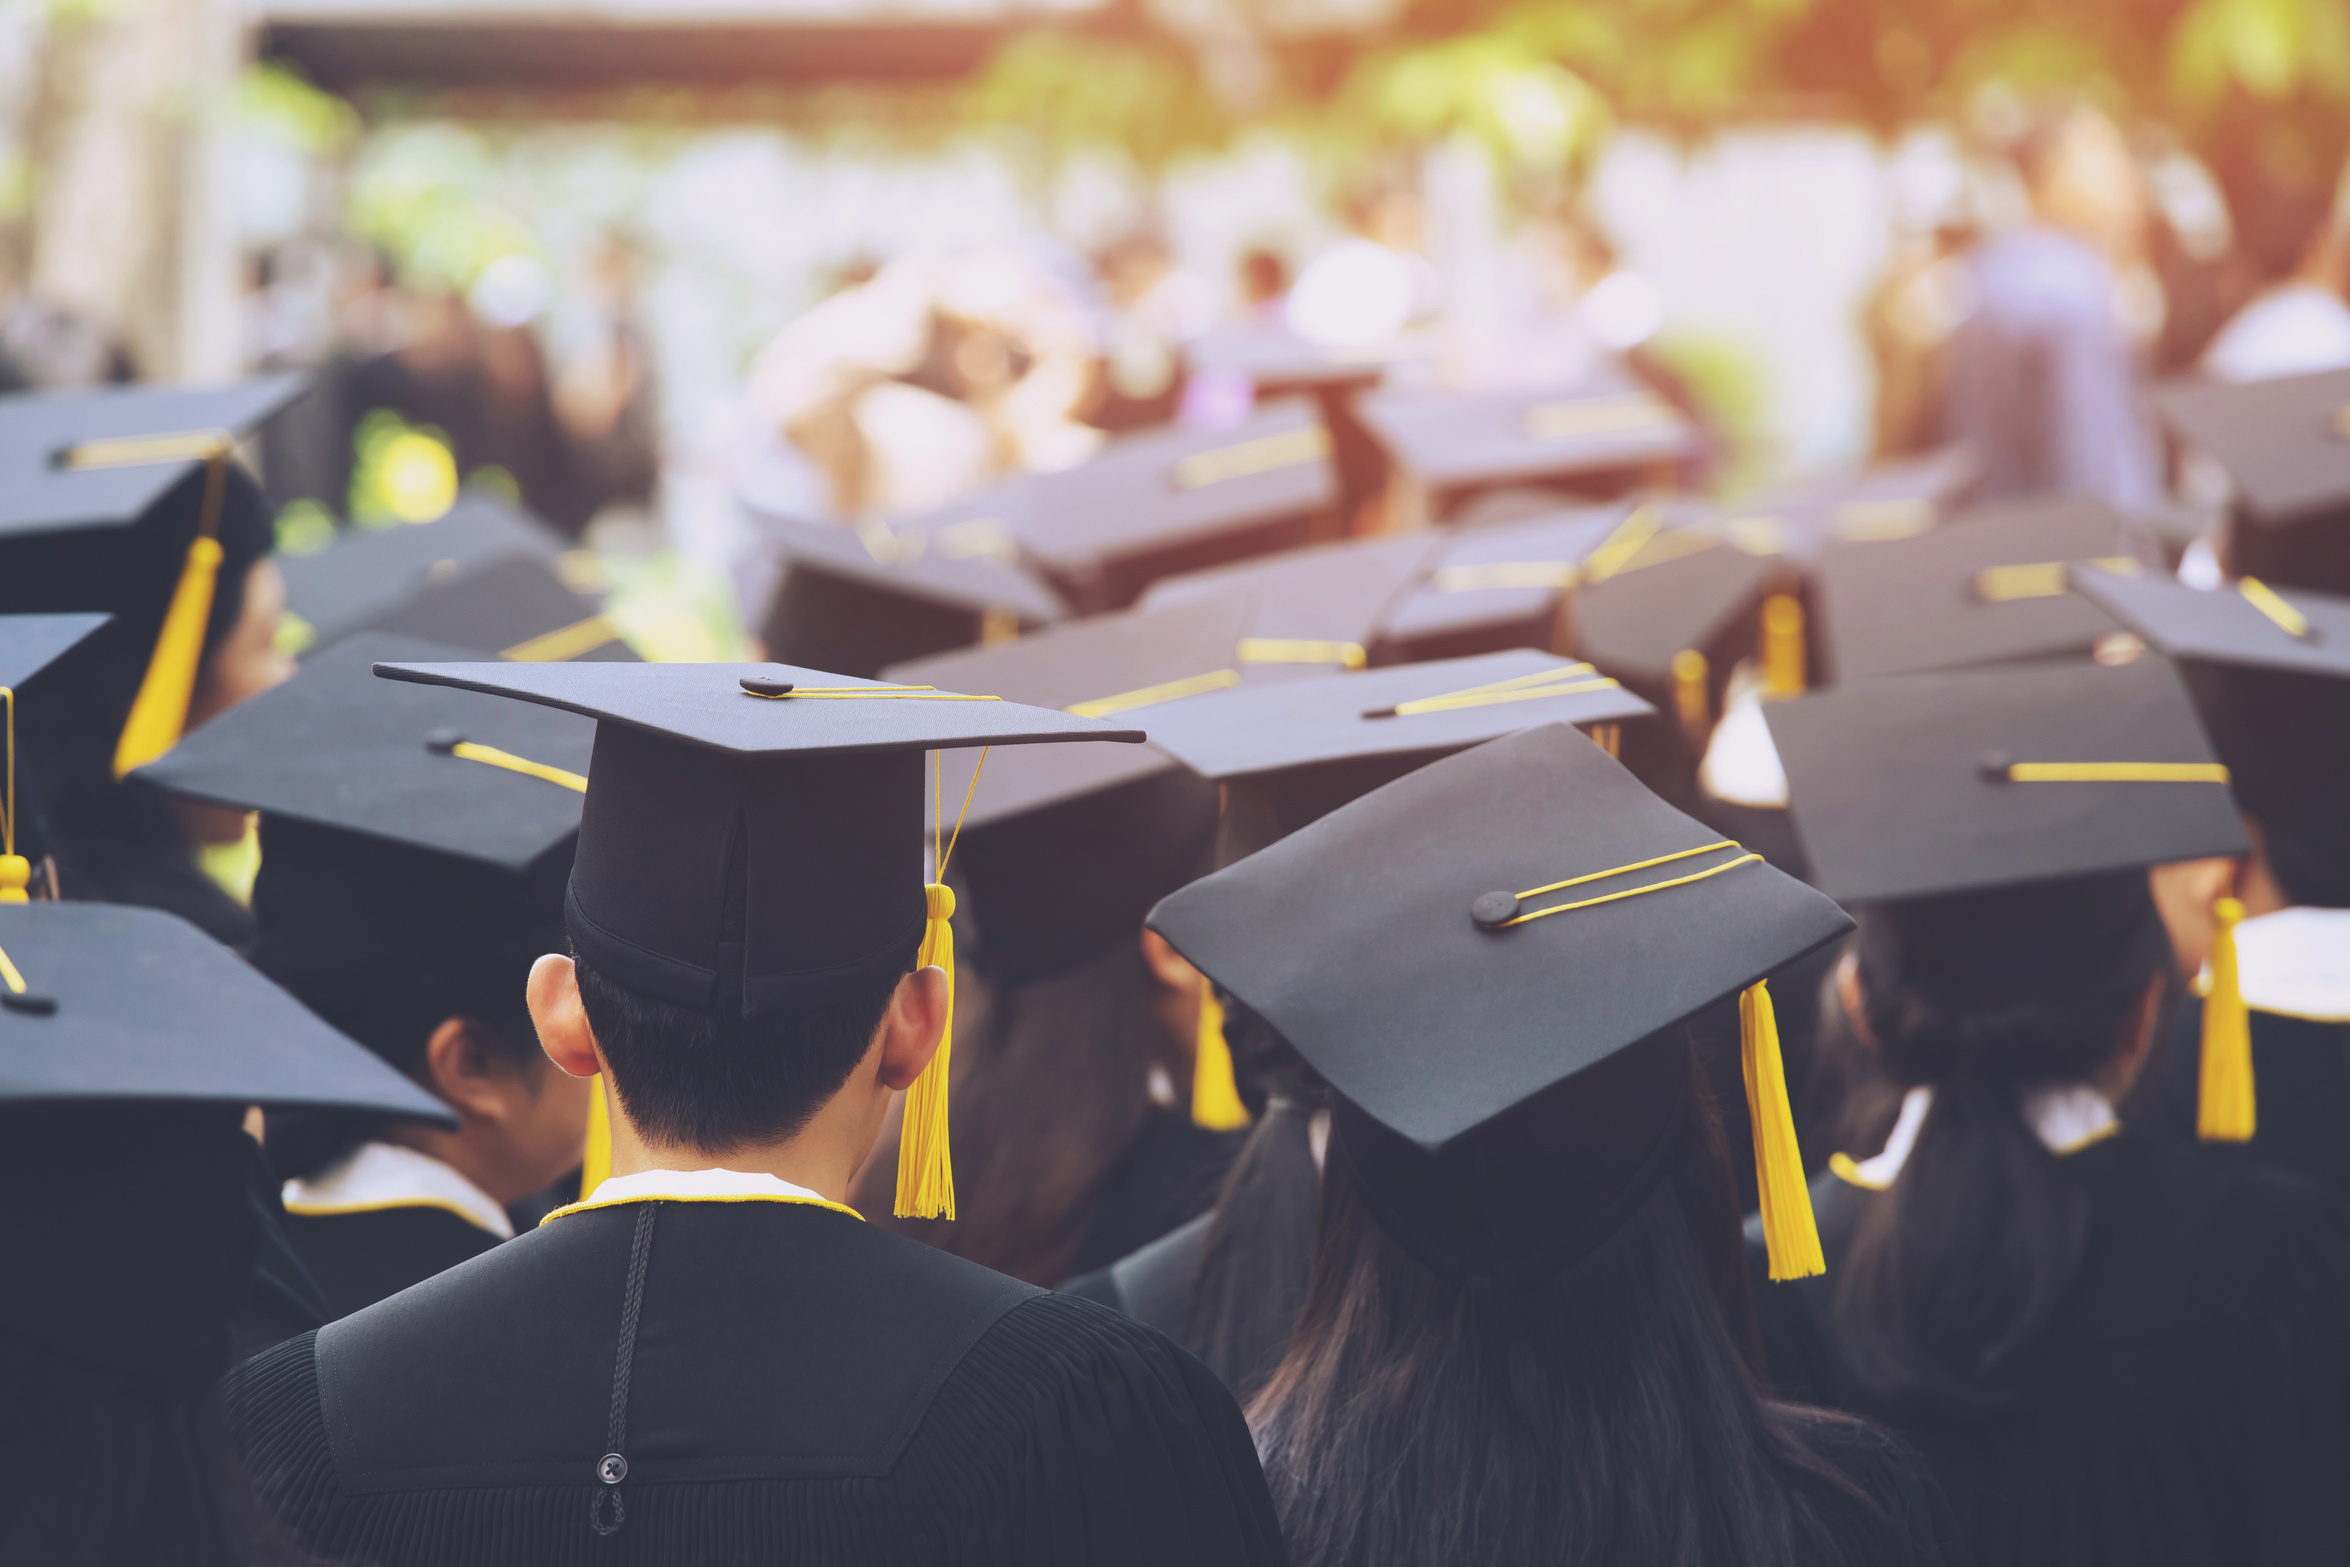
[2155,366,2350,531]
[750,509,1065,680]
[1377,501,1631,663]
[0,375,302,544]
[135,634,591,872]
[1147,723,1851,1280]
[340,551,636,663]
[1572,521,1781,691]
[884,600,1243,984]
[0,613,108,878]
[1140,648,1655,860]
[1814,494,2142,684]
[1356,379,1694,525]
[0,612,109,691]
[1765,655,2248,904]
[369,658,1144,1016]
[276,494,568,653]
[1719,446,1977,562]
[0,900,450,1122]
[1015,400,1336,612]
[1138,533,1438,681]
[2069,563,2350,680]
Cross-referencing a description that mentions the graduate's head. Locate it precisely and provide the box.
[2153,366,2350,597]
[2198,663,2350,909]
[370,658,1143,1203]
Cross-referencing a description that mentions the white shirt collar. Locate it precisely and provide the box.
[1698,662,1790,809]
[584,1167,833,1206]
[1836,1083,2119,1190]
[283,1140,515,1239]
[2203,907,2350,1023]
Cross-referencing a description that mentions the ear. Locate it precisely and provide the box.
[1836,948,1881,1052]
[2147,856,2241,976]
[528,953,604,1079]
[1138,927,1200,994]
[422,1017,512,1123]
[873,966,950,1093]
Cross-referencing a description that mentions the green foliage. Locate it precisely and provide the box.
[1341,32,1610,175]
[347,124,538,292]
[237,63,361,156]
[967,32,1231,172]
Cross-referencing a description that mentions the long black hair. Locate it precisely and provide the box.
[1832,871,2170,1414]
[0,1102,301,1566]
[1248,1038,1880,1567]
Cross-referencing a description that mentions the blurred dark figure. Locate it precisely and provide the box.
[1088,231,1202,434]
[0,466,292,943]
[0,1103,298,1567]
[1235,247,1288,322]
[0,295,136,391]
[1944,107,2163,509]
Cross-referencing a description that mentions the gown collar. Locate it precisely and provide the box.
[541,1166,864,1227]
[2200,906,2350,1024]
[1831,1083,2119,1191]
[283,1140,516,1239]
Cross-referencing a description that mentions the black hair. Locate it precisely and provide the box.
[1248,1038,1882,1567]
[2193,663,2350,908]
[0,1102,301,1566]
[1183,994,1327,1400]
[1833,872,2170,1414]
[575,950,901,1155]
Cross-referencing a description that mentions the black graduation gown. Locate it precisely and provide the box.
[1749,1129,2350,1567]
[231,1195,1285,1566]
[283,1206,502,1320]
[1068,1108,1242,1277]
[2144,994,2350,1195]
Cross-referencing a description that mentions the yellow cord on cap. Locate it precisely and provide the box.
[0,939,25,994]
[895,746,990,1219]
[2003,762,2229,784]
[2237,576,2310,640]
[1742,979,1824,1281]
[1238,638,1367,669]
[0,686,22,903]
[1191,977,1250,1131]
[2198,897,2255,1142]
[579,1082,613,1202]
[1761,595,1805,698]
[445,741,588,793]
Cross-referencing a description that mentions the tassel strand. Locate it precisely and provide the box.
[2198,896,2255,1142]
[1741,979,1824,1281]
[1190,977,1251,1131]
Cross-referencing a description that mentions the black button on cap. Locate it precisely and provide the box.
[597,1454,628,1485]
[740,676,795,697]
[1977,751,2015,781]
[1471,891,1521,929]
[2,992,57,1015]
[424,727,466,754]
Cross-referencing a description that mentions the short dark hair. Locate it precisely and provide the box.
[575,952,901,1154]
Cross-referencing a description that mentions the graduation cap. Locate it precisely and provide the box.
[1140,648,1655,862]
[2068,563,2350,680]
[1139,532,1438,681]
[338,551,636,663]
[1570,513,1784,740]
[1015,400,1337,613]
[0,376,303,778]
[1715,446,1977,563]
[0,612,109,890]
[1147,722,1851,1282]
[0,899,451,1123]
[1356,378,1695,527]
[1815,494,2142,684]
[276,493,568,653]
[751,509,1065,680]
[2156,369,2350,594]
[371,657,1146,1218]
[1765,655,2247,905]
[1377,501,1633,663]
[884,601,1238,1117]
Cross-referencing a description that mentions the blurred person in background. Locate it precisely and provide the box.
[0,295,137,391]
[1234,246,1290,324]
[551,230,662,520]
[1944,104,2164,510]
[746,251,1101,521]
[1282,181,1442,353]
[2200,150,2350,382]
[1087,229,1212,434]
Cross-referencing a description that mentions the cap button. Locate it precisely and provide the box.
[424,727,466,754]
[1471,891,1521,929]
[597,1453,628,1485]
[740,676,795,698]
[1977,751,2015,782]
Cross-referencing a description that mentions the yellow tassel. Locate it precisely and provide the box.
[113,533,224,777]
[1741,979,1824,1281]
[1761,594,1805,698]
[895,883,959,1219]
[1191,976,1251,1130]
[2198,896,2256,1142]
[1672,648,1710,745]
[0,856,26,904]
[579,1078,613,1202]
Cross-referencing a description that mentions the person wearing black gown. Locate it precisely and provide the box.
[229,658,1283,1565]
[1147,723,1967,1567]
[1755,654,2350,1567]
[136,633,599,1317]
[0,899,454,1566]
[0,380,303,943]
